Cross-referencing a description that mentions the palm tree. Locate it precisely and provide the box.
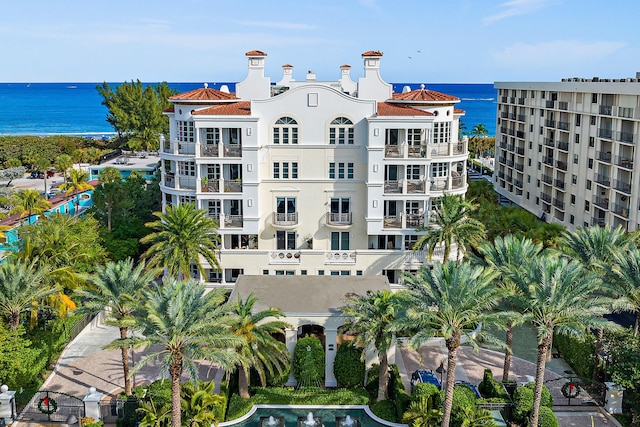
[0,259,57,329]
[402,395,442,427]
[469,123,488,158]
[228,293,290,399]
[141,203,221,279]
[413,194,485,263]
[10,189,51,224]
[510,255,614,427]
[54,154,73,184]
[36,157,51,198]
[131,279,242,427]
[75,259,160,395]
[341,289,402,401]
[610,247,640,353]
[400,261,504,427]
[475,235,545,382]
[59,168,94,215]
[180,380,226,427]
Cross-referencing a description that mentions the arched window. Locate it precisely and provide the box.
[273,116,298,144]
[329,117,354,144]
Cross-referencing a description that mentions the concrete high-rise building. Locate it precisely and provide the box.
[494,75,640,231]
[159,50,468,287]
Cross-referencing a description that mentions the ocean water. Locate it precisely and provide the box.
[0,82,497,136]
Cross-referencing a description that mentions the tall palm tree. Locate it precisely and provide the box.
[341,289,402,402]
[59,168,94,215]
[413,194,485,263]
[54,154,73,185]
[10,189,51,224]
[141,203,221,279]
[469,123,488,158]
[228,293,290,399]
[559,225,631,375]
[400,262,504,427]
[610,247,640,353]
[131,279,242,427]
[0,259,57,329]
[510,255,614,427]
[475,235,545,382]
[75,259,160,395]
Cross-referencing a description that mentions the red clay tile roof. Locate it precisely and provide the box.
[169,87,238,102]
[163,106,175,113]
[340,64,351,69]
[282,64,293,68]
[362,50,383,57]
[377,102,433,116]
[246,50,267,56]
[391,88,459,102]
[192,101,251,116]
[454,108,466,114]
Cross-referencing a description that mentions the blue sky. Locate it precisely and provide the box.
[1,0,638,83]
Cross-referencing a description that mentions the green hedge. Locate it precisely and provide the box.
[539,406,560,427]
[513,383,553,425]
[226,387,370,421]
[411,383,440,402]
[370,400,396,422]
[388,364,410,420]
[553,332,595,379]
[333,342,365,388]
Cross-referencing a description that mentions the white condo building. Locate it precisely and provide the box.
[494,75,640,231]
[159,50,468,287]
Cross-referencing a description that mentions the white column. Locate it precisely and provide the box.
[0,385,16,425]
[325,329,338,387]
[83,387,103,421]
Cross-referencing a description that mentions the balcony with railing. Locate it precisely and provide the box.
[599,105,613,116]
[555,160,568,171]
[202,179,220,193]
[224,144,242,157]
[325,251,357,264]
[201,144,219,157]
[557,121,569,131]
[553,198,565,210]
[517,114,526,122]
[615,155,634,169]
[612,203,630,219]
[268,250,301,265]
[554,179,565,190]
[515,162,524,172]
[544,137,555,147]
[598,128,613,139]
[405,214,425,228]
[272,212,298,228]
[164,173,175,188]
[558,101,568,110]
[593,196,609,209]
[594,174,611,187]
[221,214,243,228]
[385,145,402,158]
[557,141,569,151]
[614,179,632,194]
[407,180,426,194]
[616,130,636,145]
[515,146,525,155]
[543,156,554,166]
[545,119,556,128]
[384,180,402,194]
[179,176,196,190]
[546,100,555,108]
[514,179,523,188]
[178,142,196,155]
[542,174,553,185]
[383,215,402,228]
[597,151,612,162]
[326,212,353,227]
[518,98,525,105]
[592,216,606,227]
[224,180,243,193]
[540,192,552,203]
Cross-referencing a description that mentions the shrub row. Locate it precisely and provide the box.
[553,332,595,379]
[513,382,555,425]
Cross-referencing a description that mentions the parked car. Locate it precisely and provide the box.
[411,369,441,391]
[455,380,482,398]
[30,171,54,179]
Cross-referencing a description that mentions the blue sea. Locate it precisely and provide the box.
[0,82,497,136]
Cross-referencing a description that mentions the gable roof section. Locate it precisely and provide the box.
[391,88,459,102]
[377,102,434,116]
[192,101,251,116]
[169,87,238,102]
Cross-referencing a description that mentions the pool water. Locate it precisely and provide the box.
[220,405,405,427]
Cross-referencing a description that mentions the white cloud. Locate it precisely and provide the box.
[237,21,318,30]
[491,40,626,70]
[483,0,553,25]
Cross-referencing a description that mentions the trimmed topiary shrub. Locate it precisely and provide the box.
[334,342,365,388]
[370,399,397,422]
[411,383,440,402]
[513,383,554,424]
[539,406,560,427]
[435,385,477,427]
[293,335,325,384]
[388,364,411,418]
[525,381,553,408]
[478,369,511,401]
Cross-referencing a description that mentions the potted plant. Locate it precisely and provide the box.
[201,176,209,192]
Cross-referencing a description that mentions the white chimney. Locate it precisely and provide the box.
[236,50,271,100]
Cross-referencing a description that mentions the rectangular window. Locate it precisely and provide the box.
[292,162,298,179]
[331,162,354,179]
[329,163,336,179]
[177,121,194,143]
[318,270,325,276]
[573,154,579,164]
[576,115,581,126]
[575,134,580,144]
[571,194,576,204]
[433,122,451,144]
[588,158,593,169]
[356,270,363,276]
[590,116,596,125]
[273,128,279,144]
[301,270,307,275]
[331,231,350,250]
[587,180,592,190]
[589,137,595,147]
[262,270,269,275]
[273,162,280,179]
[404,235,419,250]
[347,162,354,179]
[430,163,449,177]
[592,93,598,103]
[282,162,289,179]
[178,161,195,176]
[570,215,575,225]
[572,174,577,184]
[338,162,345,179]
[585,201,590,211]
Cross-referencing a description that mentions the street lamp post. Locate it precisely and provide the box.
[435,361,446,390]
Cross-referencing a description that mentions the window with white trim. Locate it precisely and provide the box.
[329,117,354,144]
[329,162,354,179]
[433,122,451,144]
[178,161,195,176]
[179,195,196,204]
[406,165,422,180]
[331,231,350,250]
[273,162,298,179]
[430,162,449,177]
[404,235,419,250]
[273,117,298,144]
[407,129,422,146]
[205,128,220,145]
[177,121,194,143]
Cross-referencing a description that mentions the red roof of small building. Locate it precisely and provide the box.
[169,87,238,101]
[362,50,383,57]
[377,102,434,116]
[282,64,294,68]
[391,88,459,102]
[454,108,466,114]
[192,101,251,116]
[246,50,267,56]
[340,64,351,69]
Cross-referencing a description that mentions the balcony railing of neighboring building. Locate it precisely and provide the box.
[406,180,426,194]
[542,174,553,185]
[557,141,569,151]
[202,180,220,193]
[612,203,630,219]
[326,212,353,226]
[543,156,554,166]
[592,216,606,227]
[553,198,565,210]
[272,212,298,226]
[558,101,569,110]
[431,177,448,191]
[545,119,556,128]
[268,250,301,265]
[597,151,612,162]
[544,137,555,147]
[593,196,609,209]
[406,214,425,228]
[616,131,636,145]
[164,173,176,188]
[224,180,243,193]
[554,179,566,190]
[515,163,524,172]
[557,121,569,131]
[408,145,427,158]
[179,176,196,190]
[325,251,357,264]
[507,145,515,152]
[617,106,634,119]
[384,180,403,194]
[221,214,243,228]
[555,160,568,171]
[430,144,451,157]
[515,146,525,155]
[546,100,555,108]
[514,179,524,189]
[615,155,634,169]
[599,105,613,116]
[614,179,632,194]
[383,215,402,228]
[501,112,509,119]
[505,175,513,183]
[595,174,611,187]
[517,114,526,122]
[201,144,219,157]
[385,145,403,158]
[540,192,552,203]
[506,159,514,167]
[598,128,613,139]
[178,142,196,155]
[518,98,525,105]
[224,144,242,157]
